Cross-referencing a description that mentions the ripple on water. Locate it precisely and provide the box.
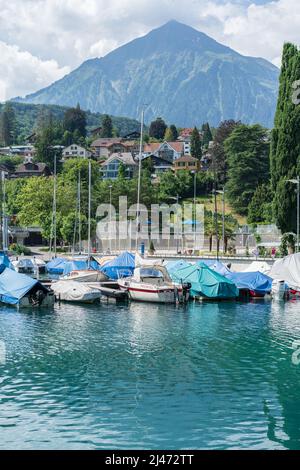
[1,300,300,449]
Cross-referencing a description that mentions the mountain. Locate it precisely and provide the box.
[15,20,279,128]
[0,102,141,143]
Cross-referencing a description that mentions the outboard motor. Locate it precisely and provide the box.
[30,289,46,306]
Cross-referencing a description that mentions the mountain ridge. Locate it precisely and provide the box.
[15,20,279,128]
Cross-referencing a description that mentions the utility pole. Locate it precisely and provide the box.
[135,106,145,252]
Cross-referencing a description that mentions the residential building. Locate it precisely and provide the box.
[142,155,173,176]
[143,141,184,162]
[100,152,138,179]
[62,144,92,160]
[0,145,35,157]
[91,138,124,159]
[173,155,200,173]
[11,156,51,178]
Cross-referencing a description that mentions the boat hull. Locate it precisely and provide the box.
[60,270,107,283]
[119,280,186,303]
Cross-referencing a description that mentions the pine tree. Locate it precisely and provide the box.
[164,127,174,141]
[270,43,300,233]
[0,102,16,146]
[63,104,87,138]
[170,124,178,140]
[149,117,167,140]
[201,122,213,148]
[190,127,202,160]
[225,124,270,216]
[100,115,113,138]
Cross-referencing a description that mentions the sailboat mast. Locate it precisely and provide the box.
[1,171,7,252]
[53,153,57,257]
[135,108,145,251]
[78,171,81,253]
[88,160,91,267]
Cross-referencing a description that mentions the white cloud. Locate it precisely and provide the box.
[0,0,299,100]
[0,41,69,101]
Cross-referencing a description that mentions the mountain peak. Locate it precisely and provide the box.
[15,21,279,128]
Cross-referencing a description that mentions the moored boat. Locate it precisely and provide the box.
[51,280,102,303]
[0,267,54,307]
[118,264,189,303]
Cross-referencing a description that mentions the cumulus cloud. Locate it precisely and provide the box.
[0,41,69,101]
[0,0,299,100]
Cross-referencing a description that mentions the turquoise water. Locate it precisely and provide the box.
[1,299,300,449]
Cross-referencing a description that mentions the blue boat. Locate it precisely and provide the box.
[0,251,14,270]
[226,271,272,297]
[200,260,230,277]
[0,266,54,307]
[100,252,135,280]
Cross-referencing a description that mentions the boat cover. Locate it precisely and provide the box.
[62,259,100,276]
[171,262,238,299]
[200,260,230,276]
[270,253,300,290]
[226,271,272,295]
[0,251,14,271]
[165,260,192,278]
[52,280,101,302]
[46,257,67,274]
[243,261,271,274]
[100,251,135,280]
[0,267,40,305]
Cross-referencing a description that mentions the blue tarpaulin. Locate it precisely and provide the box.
[0,267,38,305]
[0,251,14,272]
[200,260,230,277]
[100,252,135,280]
[165,260,192,278]
[46,257,67,275]
[226,271,272,295]
[171,262,238,299]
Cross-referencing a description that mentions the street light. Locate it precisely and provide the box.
[288,176,300,252]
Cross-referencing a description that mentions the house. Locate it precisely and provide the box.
[142,155,173,176]
[100,152,138,179]
[173,155,200,173]
[0,145,35,157]
[123,131,141,140]
[143,141,184,162]
[11,156,51,178]
[91,138,124,159]
[62,144,92,160]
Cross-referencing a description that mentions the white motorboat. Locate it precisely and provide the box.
[31,257,47,273]
[52,280,102,303]
[118,264,190,303]
[60,269,107,282]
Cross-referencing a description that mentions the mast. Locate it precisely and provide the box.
[53,153,57,257]
[88,160,91,268]
[135,107,145,251]
[1,171,8,252]
[78,171,81,253]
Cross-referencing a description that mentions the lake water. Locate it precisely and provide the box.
[1,299,300,450]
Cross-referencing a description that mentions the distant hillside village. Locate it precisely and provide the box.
[0,128,210,180]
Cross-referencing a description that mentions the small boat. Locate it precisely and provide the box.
[226,271,272,298]
[31,257,46,274]
[118,264,189,303]
[59,260,108,282]
[46,257,67,275]
[0,267,54,307]
[12,258,35,274]
[52,280,102,303]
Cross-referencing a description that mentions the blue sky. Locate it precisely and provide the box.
[0,0,299,101]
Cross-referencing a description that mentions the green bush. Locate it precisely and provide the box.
[9,243,31,255]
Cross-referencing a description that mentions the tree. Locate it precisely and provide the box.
[0,102,16,146]
[164,125,178,141]
[210,119,241,184]
[225,124,270,216]
[149,117,167,140]
[35,124,57,169]
[100,115,113,138]
[190,127,202,160]
[247,184,273,224]
[201,122,213,148]
[63,104,87,138]
[270,43,300,233]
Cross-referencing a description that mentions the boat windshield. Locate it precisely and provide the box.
[140,268,164,278]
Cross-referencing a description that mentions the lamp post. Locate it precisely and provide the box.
[288,176,300,252]
[109,184,112,253]
[216,188,225,255]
